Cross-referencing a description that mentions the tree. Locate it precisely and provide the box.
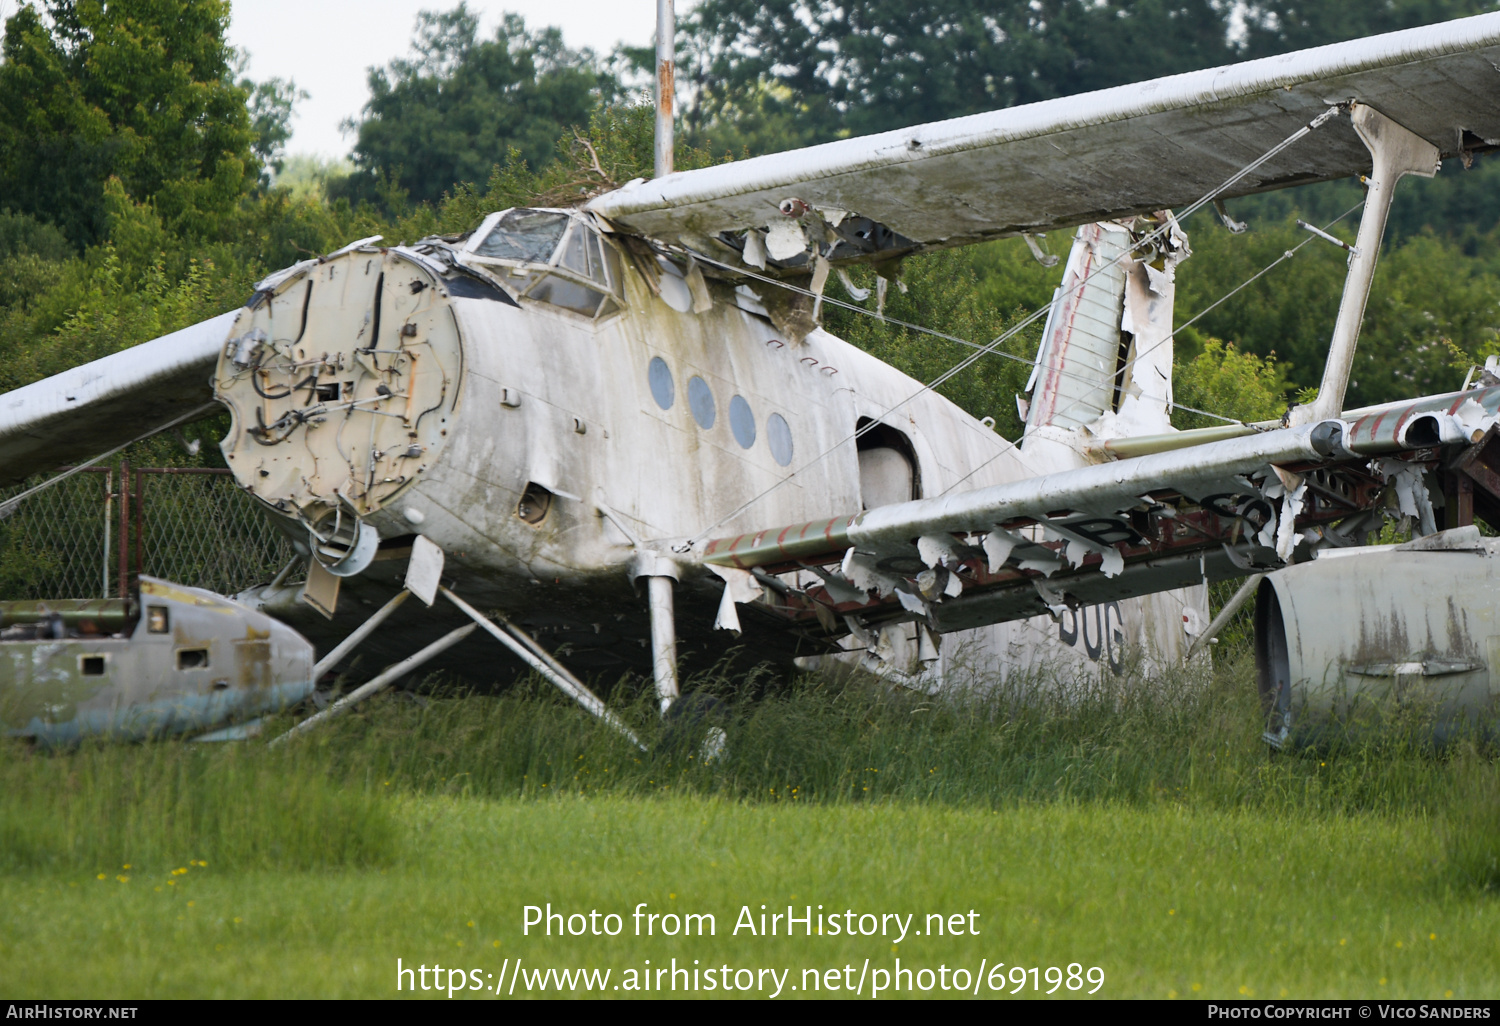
[339,4,616,207]
[244,76,309,182]
[675,0,1498,156]
[0,0,258,246]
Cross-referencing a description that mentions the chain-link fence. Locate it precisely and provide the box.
[0,466,299,600]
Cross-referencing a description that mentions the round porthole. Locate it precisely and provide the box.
[729,395,756,449]
[648,356,674,410]
[767,413,793,466]
[688,376,716,429]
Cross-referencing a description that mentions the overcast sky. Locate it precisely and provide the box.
[229,0,662,159]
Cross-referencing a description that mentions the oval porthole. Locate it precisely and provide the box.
[729,395,756,449]
[767,413,793,466]
[648,356,674,410]
[688,376,716,429]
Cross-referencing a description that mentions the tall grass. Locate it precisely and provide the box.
[0,739,398,873]
[1442,748,1500,890]
[2,651,1493,881]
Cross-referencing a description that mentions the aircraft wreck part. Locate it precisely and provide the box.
[271,621,478,745]
[1343,385,1500,454]
[648,576,681,713]
[311,588,411,681]
[1302,104,1440,425]
[589,14,1500,254]
[215,246,463,551]
[0,312,238,487]
[0,576,314,746]
[439,587,645,749]
[700,419,1402,636]
[1255,527,1500,746]
[0,598,132,631]
[1185,573,1264,661]
[706,421,1347,571]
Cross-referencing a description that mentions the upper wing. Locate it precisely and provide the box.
[0,312,236,485]
[700,386,1500,633]
[590,13,1500,253]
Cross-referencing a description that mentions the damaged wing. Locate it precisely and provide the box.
[700,386,1500,635]
[0,312,237,486]
[589,13,1500,259]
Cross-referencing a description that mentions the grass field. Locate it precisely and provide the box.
[3,656,1498,999]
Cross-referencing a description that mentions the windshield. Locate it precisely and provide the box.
[473,209,569,263]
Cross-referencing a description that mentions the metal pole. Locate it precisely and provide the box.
[311,588,411,681]
[117,460,129,599]
[648,575,679,713]
[132,466,143,591]
[654,0,674,178]
[101,469,112,599]
[1185,573,1265,661]
[1303,104,1438,424]
[269,622,477,745]
[440,587,646,750]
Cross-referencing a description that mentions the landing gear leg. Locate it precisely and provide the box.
[648,576,680,714]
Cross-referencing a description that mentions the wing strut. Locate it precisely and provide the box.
[1299,103,1439,424]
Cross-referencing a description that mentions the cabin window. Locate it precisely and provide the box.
[528,275,608,317]
[147,606,169,633]
[688,376,716,430]
[473,209,569,263]
[648,357,675,410]
[767,413,794,466]
[177,648,209,670]
[729,395,756,449]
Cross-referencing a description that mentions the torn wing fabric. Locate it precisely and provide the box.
[589,13,1500,252]
[709,564,764,634]
[0,312,236,486]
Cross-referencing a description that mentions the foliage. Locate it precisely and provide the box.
[337,5,617,207]
[1175,208,1500,406]
[242,76,309,181]
[0,0,258,247]
[671,0,1498,155]
[1172,340,1293,429]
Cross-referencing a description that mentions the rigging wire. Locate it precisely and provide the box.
[677,107,1343,549]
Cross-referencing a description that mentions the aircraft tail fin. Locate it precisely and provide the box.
[1021,217,1189,444]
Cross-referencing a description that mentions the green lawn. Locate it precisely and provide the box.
[3,795,1495,998]
[3,666,1497,999]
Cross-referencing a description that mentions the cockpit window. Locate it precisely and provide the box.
[474,209,569,263]
[468,208,626,319]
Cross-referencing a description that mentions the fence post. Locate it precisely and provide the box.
[132,465,144,594]
[116,461,129,599]
[101,469,113,600]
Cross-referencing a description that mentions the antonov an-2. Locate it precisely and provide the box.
[4,13,1500,747]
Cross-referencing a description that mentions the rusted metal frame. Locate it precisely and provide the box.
[654,0,675,179]
[101,468,112,600]
[132,467,234,475]
[117,460,129,600]
[745,491,1382,628]
[131,466,144,594]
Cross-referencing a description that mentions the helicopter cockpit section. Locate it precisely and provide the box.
[461,209,626,320]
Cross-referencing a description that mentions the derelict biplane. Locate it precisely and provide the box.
[5,12,1500,747]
